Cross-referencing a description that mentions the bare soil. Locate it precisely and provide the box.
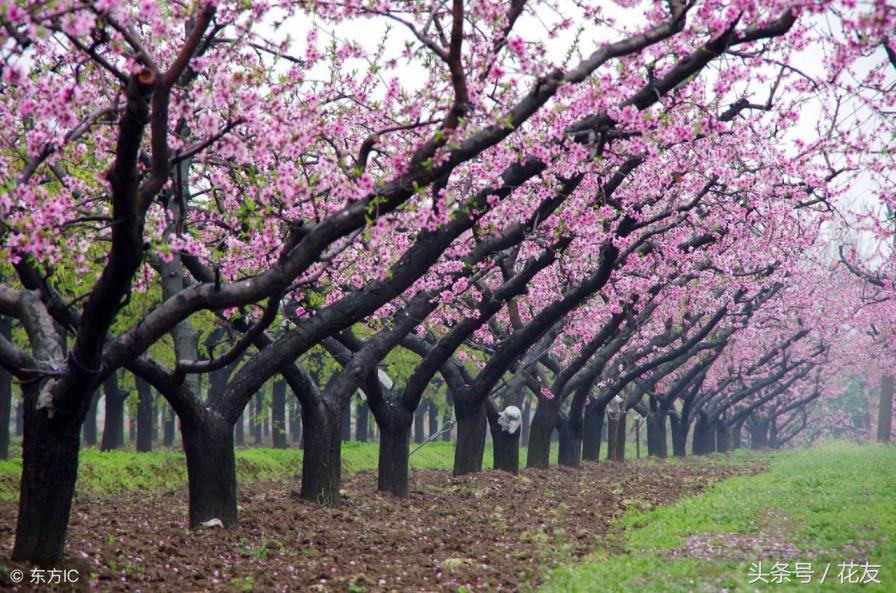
[1,458,761,592]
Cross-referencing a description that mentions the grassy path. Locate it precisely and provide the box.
[540,442,895,593]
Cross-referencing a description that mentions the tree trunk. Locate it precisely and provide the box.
[441,408,452,442]
[731,419,745,449]
[488,406,521,474]
[607,414,619,461]
[163,405,176,447]
[428,399,439,438]
[12,383,84,566]
[263,404,270,438]
[341,399,352,441]
[355,400,368,442]
[100,376,126,451]
[441,390,453,442]
[413,401,426,444]
[15,401,24,436]
[453,398,486,476]
[715,421,730,453]
[181,413,238,528]
[670,413,689,457]
[136,377,154,452]
[290,399,302,444]
[646,409,668,458]
[520,399,531,447]
[82,390,99,447]
[692,414,705,454]
[557,418,581,468]
[235,411,245,445]
[749,419,769,449]
[271,380,287,449]
[704,416,718,454]
[299,404,342,505]
[378,423,411,497]
[693,412,717,455]
[207,362,229,405]
[526,397,560,469]
[878,375,893,443]
[617,412,628,461]
[606,411,627,462]
[582,403,605,462]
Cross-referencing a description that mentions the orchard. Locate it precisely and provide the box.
[0,1,894,591]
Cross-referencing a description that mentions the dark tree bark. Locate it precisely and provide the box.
[136,377,154,452]
[487,402,521,474]
[413,401,426,444]
[341,400,352,441]
[646,405,668,458]
[82,390,99,447]
[607,414,619,461]
[12,383,83,566]
[235,411,245,445]
[180,412,237,528]
[15,401,23,437]
[606,411,627,462]
[290,398,302,443]
[581,402,605,462]
[715,420,730,453]
[692,413,706,454]
[128,409,137,443]
[442,390,454,442]
[163,404,176,447]
[731,418,745,449]
[749,418,769,449]
[703,415,717,453]
[271,379,287,448]
[428,399,439,438]
[377,420,412,497]
[878,375,893,443]
[355,400,368,442]
[0,317,11,459]
[100,375,127,451]
[440,411,451,441]
[527,397,561,469]
[442,389,456,443]
[207,361,229,405]
[692,412,716,455]
[558,384,593,470]
[557,418,582,468]
[520,399,531,447]
[299,404,342,505]
[453,397,486,476]
[669,413,689,457]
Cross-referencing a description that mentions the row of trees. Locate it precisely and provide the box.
[1,0,894,568]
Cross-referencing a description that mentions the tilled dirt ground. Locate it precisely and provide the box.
[1,458,761,593]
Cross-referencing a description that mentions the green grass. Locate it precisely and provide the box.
[0,440,567,502]
[0,431,675,503]
[540,442,896,593]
